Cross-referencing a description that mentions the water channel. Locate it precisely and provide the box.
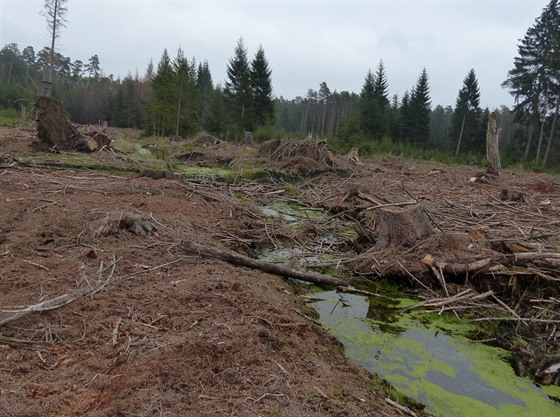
[312,291,560,417]
[258,202,560,415]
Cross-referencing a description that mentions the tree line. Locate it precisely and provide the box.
[0,0,558,166]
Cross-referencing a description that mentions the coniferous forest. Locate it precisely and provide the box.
[1,0,559,168]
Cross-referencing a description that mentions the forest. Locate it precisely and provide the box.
[0,0,558,168]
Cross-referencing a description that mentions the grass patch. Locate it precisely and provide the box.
[0,108,22,127]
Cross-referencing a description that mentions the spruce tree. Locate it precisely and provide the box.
[147,48,175,136]
[172,47,198,136]
[407,68,431,147]
[503,0,560,163]
[398,90,411,142]
[225,38,253,135]
[373,60,390,107]
[453,68,482,155]
[359,61,390,139]
[250,45,274,127]
[196,60,214,125]
[359,69,376,137]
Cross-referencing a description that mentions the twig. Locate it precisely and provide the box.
[490,294,524,323]
[0,257,119,327]
[472,317,560,324]
[22,259,49,271]
[336,286,395,302]
[384,398,417,417]
[396,260,437,296]
[112,317,122,346]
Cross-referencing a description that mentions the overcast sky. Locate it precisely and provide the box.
[0,0,550,109]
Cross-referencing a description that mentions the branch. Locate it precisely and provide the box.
[0,256,118,327]
[179,240,349,287]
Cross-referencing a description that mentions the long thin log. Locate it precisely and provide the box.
[179,240,349,287]
[422,252,560,277]
[422,254,492,275]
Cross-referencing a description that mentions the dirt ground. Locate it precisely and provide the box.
[0,127,424,417]
[1,125,559,416]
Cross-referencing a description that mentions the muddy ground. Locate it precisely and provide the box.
[1,125,559,416]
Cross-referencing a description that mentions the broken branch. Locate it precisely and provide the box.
[179,240,349,287]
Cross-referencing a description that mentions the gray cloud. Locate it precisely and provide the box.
[0,0,549,109]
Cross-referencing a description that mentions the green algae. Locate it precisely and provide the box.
[313,291,560,417]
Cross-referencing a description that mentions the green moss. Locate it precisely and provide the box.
[313,291,560,417]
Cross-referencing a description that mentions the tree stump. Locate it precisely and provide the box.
[95,212,157,237]
[35,97,111,152]
[373,204,435,250]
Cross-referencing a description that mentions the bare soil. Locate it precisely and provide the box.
[1,125,559,416]
[0,127,418,417]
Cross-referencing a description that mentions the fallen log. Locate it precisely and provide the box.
[179,240,349,287]
[422,252,560,277]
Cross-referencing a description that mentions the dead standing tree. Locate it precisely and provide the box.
[486,112,501,176]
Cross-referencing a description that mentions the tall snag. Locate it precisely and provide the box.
[486,112,501,176]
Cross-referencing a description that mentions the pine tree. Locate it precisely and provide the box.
[318,81,331,135]
[85,54,101,82]
[42,0,68,84]
[225,38,253,135]
[453,68,482,154]
[250,45,274,127]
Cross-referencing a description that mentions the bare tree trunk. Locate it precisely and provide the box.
[48,0,59,84]
[543,96,559,166]
[300,104,309,133]
[175,81,182,136]
[535,115,547,164]
[455,113,466,156]
[523,122,534,161]
[486,112,501,176]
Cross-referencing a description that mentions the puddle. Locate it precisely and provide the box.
[260,203,344,268]
[312,291,560,417]
[261,202,323,223]
[262,205,298,222]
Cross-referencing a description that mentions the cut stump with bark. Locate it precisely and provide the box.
[95,212,157,237]
[374,204,435,250]
[35,96,111,152]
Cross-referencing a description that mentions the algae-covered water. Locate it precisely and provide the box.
[313,291,560,417]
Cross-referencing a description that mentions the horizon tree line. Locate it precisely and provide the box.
[1,0,559,165]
